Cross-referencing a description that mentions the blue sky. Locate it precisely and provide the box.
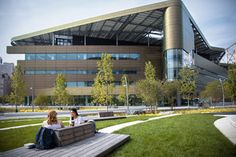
[0,0,235,65]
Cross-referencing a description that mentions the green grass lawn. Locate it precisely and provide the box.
[108,114,236,157]
[0,115,157,152]
[0,117,69,129]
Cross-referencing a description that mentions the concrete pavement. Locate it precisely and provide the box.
[99,114,180,133]
[214,115,236,145]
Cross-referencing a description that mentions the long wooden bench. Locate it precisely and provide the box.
[54,123,95,146]
[0,133,130,157]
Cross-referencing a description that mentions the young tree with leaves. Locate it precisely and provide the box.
[163,80,180,110]
[225,65,236,104]
[118,74,128,105]
[179,67,197,107]
[53,74,71,106]
[33,95,50,110]
[9,65,26,112]
[200,80,222,103]
[136,61,162,112]
[91,53,114,111]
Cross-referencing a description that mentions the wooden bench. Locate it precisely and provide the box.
[0,133,130,157]
[54,123,95,146]
[99,111,114,117]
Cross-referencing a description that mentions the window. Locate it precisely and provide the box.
[67,54,77,60]
[65,70,77,74]
[87,53,101,60]
[119,54,129,60]
[56,38,72,46]
[25,70,34,75]
[24,69,137,75]
[35,70,46,74]
[56,54,67,60]
[66,82,77,87]
[35,54,46,60]
[78,54,87,60]
[46,70,56,74]
[111,54,119,60]
[77,82,86,87]
[46,54,56,60]
[130,53,140,60]
[25,54,35,60]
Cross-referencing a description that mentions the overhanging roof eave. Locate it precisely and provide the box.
[11,0,179,42]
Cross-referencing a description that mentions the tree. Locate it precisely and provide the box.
[163,80,180,110]
[136,61,163,112]
[200,80,222,103]
[91,53,114,111]
[33,95,50,110]
[179,67,197,107]
[9,65,26,112]
[118,74,128,105]
[226,65,236,104]
[53,74,71,106]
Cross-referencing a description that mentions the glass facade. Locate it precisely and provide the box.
[66,81,134,87]
[165,49,193,80]
[24,69,137,75]
[25,53,140,61]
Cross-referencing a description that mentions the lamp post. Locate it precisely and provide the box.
[30,87,34,112]
[219,78,225,107]
[124,76,129,114]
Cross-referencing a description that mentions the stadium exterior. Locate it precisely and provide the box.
[7,0,227,105]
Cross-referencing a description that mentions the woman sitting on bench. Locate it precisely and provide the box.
[70,108,84,126]
[42,110,64,129]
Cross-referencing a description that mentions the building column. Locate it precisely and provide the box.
[163,2,194,81]
[85,95,88,106]
[116,35,119,46]
[84,35,87,45]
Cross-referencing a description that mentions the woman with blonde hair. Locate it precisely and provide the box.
[42,110,64,129]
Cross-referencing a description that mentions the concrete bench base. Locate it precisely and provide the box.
[0,133,129,157]
[99,112,114,117]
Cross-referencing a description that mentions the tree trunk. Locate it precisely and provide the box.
[187,94,190,108]
[15,104,18,113]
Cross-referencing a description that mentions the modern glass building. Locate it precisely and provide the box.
[7,0,227,105]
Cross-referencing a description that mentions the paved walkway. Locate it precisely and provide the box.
[99,114,179,133]
[214,115,236,145]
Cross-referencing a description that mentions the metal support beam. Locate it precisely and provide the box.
[51,33,54,45]
[116,35,119,46]
[84,35,87,46]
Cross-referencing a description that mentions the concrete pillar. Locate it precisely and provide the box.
[163,4,183,51]
[116,35,119,46]
[85,95,88,106]
[51,33,55,45]
[84,35,87,45]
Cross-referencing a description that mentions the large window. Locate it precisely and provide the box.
[25,53,140,61]
[24,69,137,75]
[78,54,87,60]
[165,49,193,80]
[56,54,67,60]
[35,54,46,60]
[66,54,77,60]
[25,54,35,60]
[46,54,56,60]
[87,53,101,60]
[66,81,134,87]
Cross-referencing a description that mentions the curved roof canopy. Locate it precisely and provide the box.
[11,0,224,63]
